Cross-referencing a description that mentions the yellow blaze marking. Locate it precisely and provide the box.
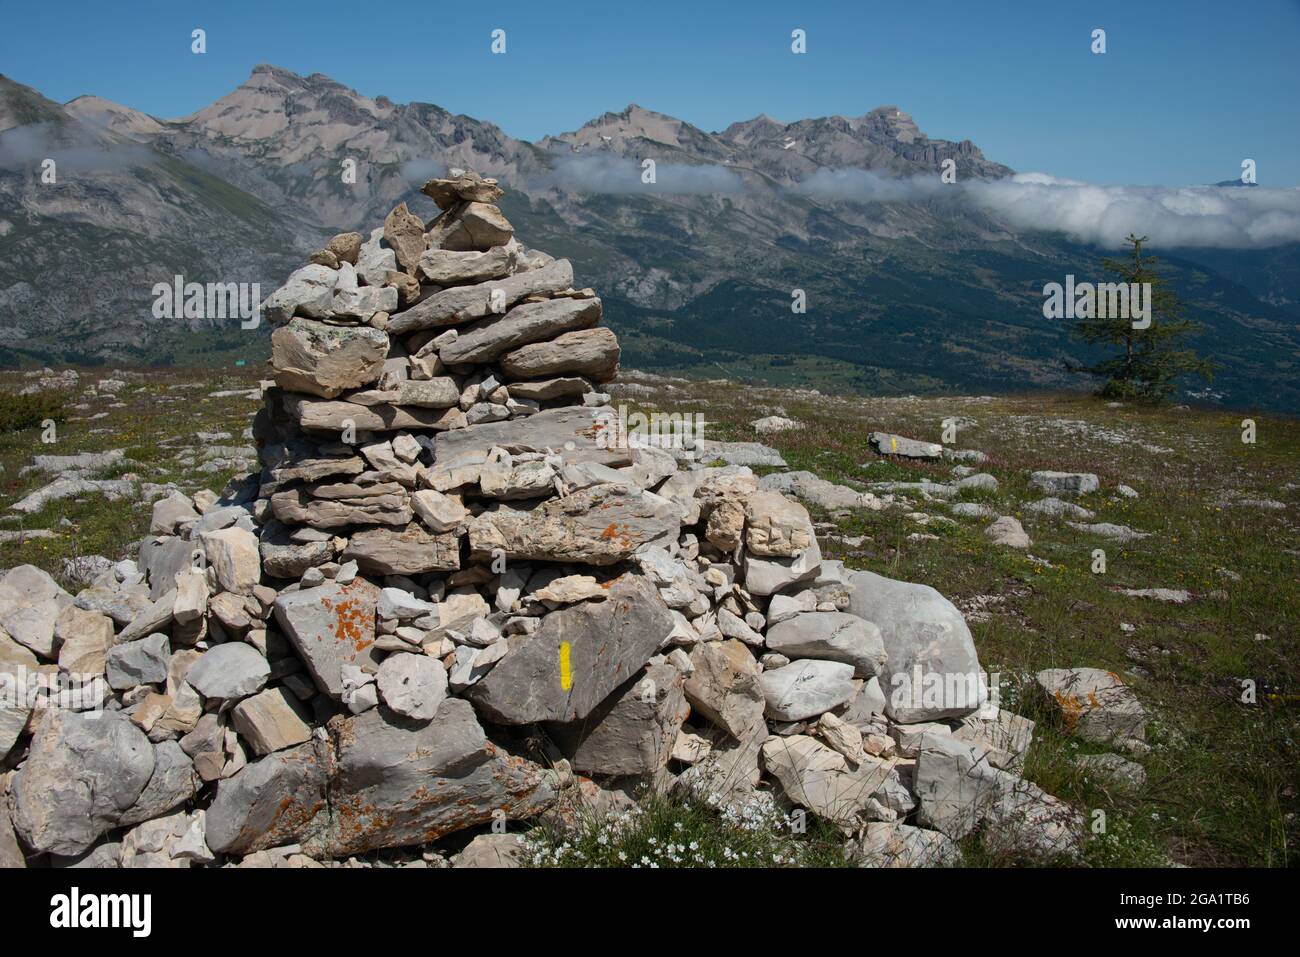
[891,436,898,452]
[559,641,572,691]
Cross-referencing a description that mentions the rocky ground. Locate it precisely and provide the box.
[3,361,1294,867]
[2,170,1296,869]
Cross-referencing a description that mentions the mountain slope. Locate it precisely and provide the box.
[0,75,302,365]
[1,66,1296,410]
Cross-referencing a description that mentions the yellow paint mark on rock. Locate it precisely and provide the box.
[559,641,572,691]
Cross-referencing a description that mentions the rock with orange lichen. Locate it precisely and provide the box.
[1033,667,1148,750]
[303,700,558,856]
[206,700,560,858]
[467,484,679,566]
[273,578,382,701]
[202,738,331,856]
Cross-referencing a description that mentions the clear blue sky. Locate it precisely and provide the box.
[3,0,1297,186]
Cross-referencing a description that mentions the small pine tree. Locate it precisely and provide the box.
[1070,234,1214,401]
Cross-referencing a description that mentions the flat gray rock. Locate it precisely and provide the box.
[759,659,857,721]
[262,263,336,324]
[12,709,156,856]
[846,569,986,722]
[186,642,271,702]
[469,485,680,566]
[29,450,125,474]
[1030,471,1099,496]
[742,536,822,597]
[105,632,170,690]
[764,612,887,677]
[0,564,73,658]
[259,519,334,578]
[761,734,914,828]
[693,440,786,468]
[1072,752,1147,789]
[440,296,601,365]
[434,406,634,469]
[341,525,461,576]
[467,575,672,724]
[1024,497,1095,520]
[914,730,1081,859]
[140,535,194,600]
[417,245,512,285]
[209,701,558,856]
[1119,588,1191,603]
[871,432,942,459]
[759,471,877,510]
[205,741,330,856]
[118,740,200,827]
[505,376,592,401]
[316,700,557,855]
[284,395,464,434]
[547,658,688,777]
[9,478,133,514]
[1066,521,1150,542]
[377,653,448,721]
[116,588,176,643]
[387,259,573,334]
[1034,667,1147,748]
[499,326,620,382]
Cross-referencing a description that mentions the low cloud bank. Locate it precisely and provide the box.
[0,123,152,173]
[532,152,747,195]
[795,168,1300,249]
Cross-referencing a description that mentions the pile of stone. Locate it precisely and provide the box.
[0,171,1138,868]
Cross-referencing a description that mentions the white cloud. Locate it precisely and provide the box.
[533,152,747,195]
[963,173,1300,249]
[0,122,153,172]
[796,168,1300,249]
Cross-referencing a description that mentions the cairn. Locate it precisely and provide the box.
[0,171,1106,868]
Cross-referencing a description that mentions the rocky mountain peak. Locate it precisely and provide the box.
[0,74,74,134]
[64,94,165,142]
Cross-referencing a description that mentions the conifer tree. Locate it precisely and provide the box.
[1071,234,1213,401]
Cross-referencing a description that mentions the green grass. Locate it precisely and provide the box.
[2,363,1295,867]
[0,388,70,432]
[520,787,853,868]
[0,368,262,581]
[610,374,1299,867]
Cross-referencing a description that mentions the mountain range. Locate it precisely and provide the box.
[2,64,1297,411]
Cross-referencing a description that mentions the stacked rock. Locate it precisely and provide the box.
[0,170,1092,868]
